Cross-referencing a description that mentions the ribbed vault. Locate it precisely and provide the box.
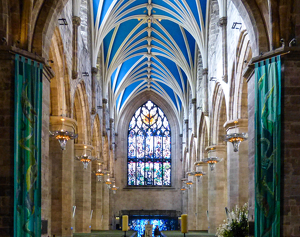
[89,0,216,124]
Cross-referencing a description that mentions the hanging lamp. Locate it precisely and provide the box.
[105,173,112,188]
[75,145,96,169]
[50,117,77,150]
[94,163,104,181]
[111,182,119,194]
[224,120,248,152]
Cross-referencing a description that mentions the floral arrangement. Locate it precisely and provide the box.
[216,203,249,237]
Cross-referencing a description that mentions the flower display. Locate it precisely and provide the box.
[216,203,249,237]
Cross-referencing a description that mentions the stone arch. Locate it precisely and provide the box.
[197,113,209,161]
[230,0,269,55]
[211,83,227,145]
[188,134,197,172]
[229,30,251,120]
[32,0,69,57]
[73,81,91,144]
[116,91,181,184]
[91,114,102,158]
[49,27,71,117]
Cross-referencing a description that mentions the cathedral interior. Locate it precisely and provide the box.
[0,0,300,236]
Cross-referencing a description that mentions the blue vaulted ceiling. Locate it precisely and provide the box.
[91,0,209,123]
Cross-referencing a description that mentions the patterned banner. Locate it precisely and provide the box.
[14,55,43,237]
[255,56,281,237]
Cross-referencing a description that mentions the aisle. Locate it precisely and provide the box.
[73,230,137,237]
[161,231,215,237]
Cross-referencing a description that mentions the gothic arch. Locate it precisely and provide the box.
[73,81,91,144]
[32,0,69,57]
[49,27,71,117]
[229,30,251,120]
[116,91,181,186]
[91,114,102,158]
[231,0,269,55]
[211,83,227,145]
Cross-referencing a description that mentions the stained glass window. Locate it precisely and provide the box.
[128,100,171,186]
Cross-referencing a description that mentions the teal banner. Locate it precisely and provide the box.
[14,55,43,237]
[255,56,281,237]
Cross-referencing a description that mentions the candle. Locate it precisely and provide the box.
[122,215,129,231]
[181,214,188,233]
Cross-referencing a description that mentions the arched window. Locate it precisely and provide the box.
[128,101,171,186]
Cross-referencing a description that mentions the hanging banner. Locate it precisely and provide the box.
[255,56,281,237]
[14,55,43,237]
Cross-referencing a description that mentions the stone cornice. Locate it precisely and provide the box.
[50,116,77,132]
[223,119,248,132]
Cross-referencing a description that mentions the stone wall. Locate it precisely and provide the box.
[281,52,300,237]
[0,49,15,237]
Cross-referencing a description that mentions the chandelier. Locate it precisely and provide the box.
[187,171,206,182]
[111,182,119,194]
[94,163,104,182]
[203,157,222,171]
[224,120,248,152]
[75,145,96,169]
[105,174,112,188]
[181,186,186,193]
[50,117,77,150]
[186,180,194,188]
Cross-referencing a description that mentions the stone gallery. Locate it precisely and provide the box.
[0,0,299,236]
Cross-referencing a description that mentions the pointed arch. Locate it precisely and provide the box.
[73,81,91,144]
[49,27,71,117]
[229,30,251,120]
[211,83,227,145]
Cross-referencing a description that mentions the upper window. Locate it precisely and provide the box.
[127,101,171,186]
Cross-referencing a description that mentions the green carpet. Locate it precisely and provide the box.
[73,230,136,237]
[161,231,215,237]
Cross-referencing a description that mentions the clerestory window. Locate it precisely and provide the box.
[127,100,171,186]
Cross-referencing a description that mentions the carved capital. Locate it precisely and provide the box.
[92,67,98,74]
[218,17,227,27]
[72,16,81,26]
[91,108,96,115]
[202,68,208,75]
[72,70,78,79]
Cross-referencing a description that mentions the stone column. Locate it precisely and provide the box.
[41,65,54,237]
[74,144,93,233]
[224,119,248,210]
[91,174,103,230]
[206,145,227,234]
[102,99,108,137]
[102,179,110,230]
[72,16,81,79]
[219,17,228,83]
[187,177,196,230]
[192,98,197,137]
[185,119,189,152]
[202,69,208,115]
[91,67,98,114]
[50,116,77,236]
[196,165,208,230]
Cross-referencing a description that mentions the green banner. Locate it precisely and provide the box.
[14,55,43,237]
[255,56,281,237]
